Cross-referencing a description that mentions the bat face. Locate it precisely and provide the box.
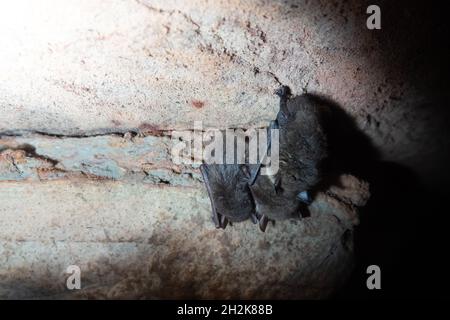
[200,164,255,228]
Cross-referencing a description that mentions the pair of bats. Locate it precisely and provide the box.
[200,86,328,231]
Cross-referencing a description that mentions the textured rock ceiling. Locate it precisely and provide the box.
[0,0,448,299]
[1,0,448,186]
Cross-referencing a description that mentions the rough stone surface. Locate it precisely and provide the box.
[1,0,446,299]
[0,0,448,187]
[0,134,201,184]
[0,177,368,299]
[0,133,369,298]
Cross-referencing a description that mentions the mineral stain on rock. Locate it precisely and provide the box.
[111,120,122,126]
[191,100,205,109]
[138,123,166,136]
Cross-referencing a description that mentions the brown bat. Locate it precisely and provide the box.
[200,163,258,229]
[250,87,328,227]
[200,86,328,231]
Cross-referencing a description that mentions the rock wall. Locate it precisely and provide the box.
[0,0,447,299]
[0,176,368,299]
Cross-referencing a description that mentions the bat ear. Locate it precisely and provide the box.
[200,163,210,174]
[274,176,283,194]
[274,86,291,98]
[276,87,292,125]
[241,165,250,178]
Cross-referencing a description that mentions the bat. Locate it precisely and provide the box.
[249,87,328,230]
[200,86,328,232]
[200,128,260,229]
[200,163,258,229]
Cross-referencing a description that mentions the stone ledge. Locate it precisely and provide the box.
[0,177,368,299]
[0,134,201,186]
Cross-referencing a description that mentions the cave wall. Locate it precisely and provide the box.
[0,0,448,298]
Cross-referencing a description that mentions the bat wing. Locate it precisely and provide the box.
[200,164,222,228]
[200,164,255,228]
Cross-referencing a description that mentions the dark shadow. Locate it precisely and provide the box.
[307,93,380,182]
[303,94,450,299]
[337,162,450,299]
[331,0,450,298]
[373,0,450,100]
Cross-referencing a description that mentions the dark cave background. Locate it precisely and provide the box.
[328,0,450,299]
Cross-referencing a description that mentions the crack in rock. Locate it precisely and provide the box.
[135,0,286,93]
[0,134,201,186]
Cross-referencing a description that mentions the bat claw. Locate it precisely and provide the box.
[250,213,258,224]
[213,212,228,229]
[219,214,229,229]
[258,215,269,232]
[214,214,222,229]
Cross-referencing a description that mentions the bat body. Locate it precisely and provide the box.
[200,163,256,229]
[200,87,328,231]
[200,129,260,229]
[250,88,328,224]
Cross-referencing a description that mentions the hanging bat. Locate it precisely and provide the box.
[200,86,328,231]
[249,86,328,230]
[200,163,258,229]
[200,127,261,229]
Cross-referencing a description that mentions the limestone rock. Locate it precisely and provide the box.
[0,0,447,188]
[0,176,367,299]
